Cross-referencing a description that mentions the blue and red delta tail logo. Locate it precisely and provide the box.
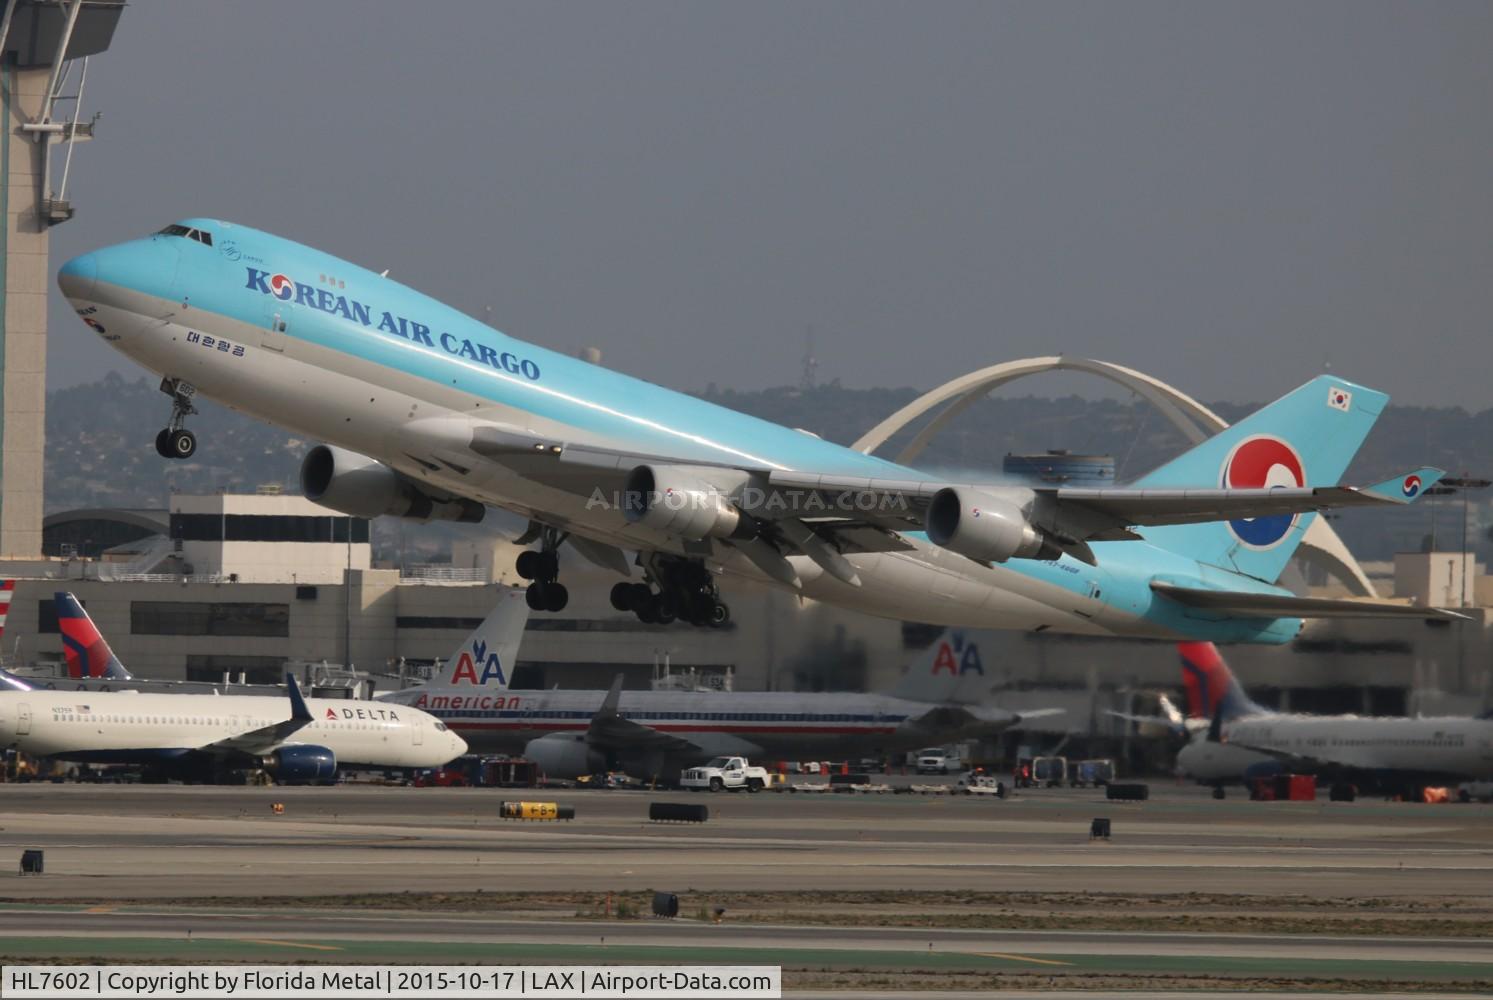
[930,632,984,676]
[268,273,295,301]
[58,611,111,679]
[1178,642,1228,718]
[1219,435,1305,550]
[1401,474,1423,499]
[450,639,507,687]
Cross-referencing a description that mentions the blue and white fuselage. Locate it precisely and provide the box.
[57,219,1440,644]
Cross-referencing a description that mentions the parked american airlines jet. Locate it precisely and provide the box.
[0,609,465,782]
[382,607,1057,780]
[1167,643,1493,800]
[59,221,1452,644]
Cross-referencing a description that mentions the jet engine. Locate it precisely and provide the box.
[300,445,484,523]
[523,733,605,779]
[925,487,1062,563]
[262,745,337,785]
[623,465,755,541]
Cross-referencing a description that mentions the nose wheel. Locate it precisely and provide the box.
[517,527,569,612]
[155,378,199,460]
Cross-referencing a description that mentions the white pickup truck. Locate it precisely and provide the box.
[680,756,770,792]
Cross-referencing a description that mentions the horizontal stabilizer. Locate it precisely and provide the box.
[1152,582,1469,621]
[1358,468,1444,504]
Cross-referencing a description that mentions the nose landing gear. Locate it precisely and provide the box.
[155,378,198,460]
[517,527,569,612]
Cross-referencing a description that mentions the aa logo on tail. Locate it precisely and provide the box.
[931,632,984,676]
[450,639,507,686]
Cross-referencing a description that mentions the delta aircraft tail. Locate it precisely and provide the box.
[55,592,132,680]
[1132,375,1386,584]
[1178,642,1267,722]
[892,630,993,705]
[0,580,12,644]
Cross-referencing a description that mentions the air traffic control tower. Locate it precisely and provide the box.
[0,1,123,557]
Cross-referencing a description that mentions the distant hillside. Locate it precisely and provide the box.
[44,374,1491,562]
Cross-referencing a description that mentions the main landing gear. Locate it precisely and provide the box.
[154,377,199,460]
[610,556,730,628]
[517,527,569,612]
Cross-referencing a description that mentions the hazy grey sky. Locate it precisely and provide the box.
[47,1,1493,408]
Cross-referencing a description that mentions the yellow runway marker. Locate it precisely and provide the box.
[238,939,343,952]
[976,952,1072,967]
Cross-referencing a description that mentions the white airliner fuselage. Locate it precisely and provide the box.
[0,689,465,771]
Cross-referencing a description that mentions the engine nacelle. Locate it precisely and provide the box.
[263,745,337,785]
[925,487,1062,563]
[300,445,484,523]
[524,732,605,779]
[622,465,754,541]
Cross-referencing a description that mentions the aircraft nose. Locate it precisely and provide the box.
[57,252,98,299]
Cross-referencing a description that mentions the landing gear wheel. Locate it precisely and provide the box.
[609,582,634,611]
[708,601,730,627]
[168,428,197,460]
[154,429,172,458]
[516,550,542,580]
[543,583,569,613]
[525,582,550,611]
[653,595,678,626]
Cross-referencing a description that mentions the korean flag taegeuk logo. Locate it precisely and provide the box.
[1327,386,1353,412]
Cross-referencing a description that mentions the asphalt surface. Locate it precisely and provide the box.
[0,781,1488,898]
[1,908,1490,965]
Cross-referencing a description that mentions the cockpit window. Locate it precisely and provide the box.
[156,224,213,246]
[435,722,448,732]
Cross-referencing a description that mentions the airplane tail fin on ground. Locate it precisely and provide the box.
[1179,642,1266,722]
[892,630,992,705]
[0,580,13,642]
[1131,375,1386,584]
[436,587,530,689]
[55,592,132,680]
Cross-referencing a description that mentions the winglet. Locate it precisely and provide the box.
[1359,468,1444,504]
[285,673,312,722]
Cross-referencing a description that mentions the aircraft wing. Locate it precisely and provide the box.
[583,675,700,755]
[200,674,314,756]
[1151,582,1470,621]
[456,420,1440,562]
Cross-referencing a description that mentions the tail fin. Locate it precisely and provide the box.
[435,587,529,689]
[55,592,132,680]
[0,580,13,643]
[892,629,992,704]
[1178,642,1266,721]
[1133,375,1386,583]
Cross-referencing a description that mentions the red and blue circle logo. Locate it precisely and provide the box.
[1401,474,1422,498]
[268,273,295,301]
[1220,435,1306,549]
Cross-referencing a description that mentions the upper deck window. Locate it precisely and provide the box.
[156,224,214,246]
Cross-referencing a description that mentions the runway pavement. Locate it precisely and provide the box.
[0,781,1488,898]
[0,781,1489,990]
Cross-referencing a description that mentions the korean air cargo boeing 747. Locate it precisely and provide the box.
[58,220,1455,644]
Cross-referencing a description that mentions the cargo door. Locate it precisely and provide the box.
[17,703,31,736]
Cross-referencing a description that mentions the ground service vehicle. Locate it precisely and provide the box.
[680,756,769,792]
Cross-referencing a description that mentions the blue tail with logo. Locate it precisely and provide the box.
[1132,375,1387,584]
